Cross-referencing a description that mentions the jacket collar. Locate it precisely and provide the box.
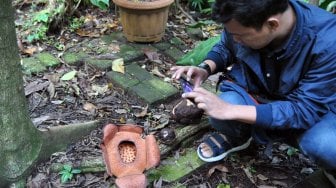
[262,0,305,60]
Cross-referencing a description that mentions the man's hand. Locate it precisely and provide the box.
[182,87,232,119]
[170,66,208,88]
[182,87,257,124]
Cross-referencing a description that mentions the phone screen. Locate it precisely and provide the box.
[179,77,194,93]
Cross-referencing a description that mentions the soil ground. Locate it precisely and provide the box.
[14,2,318,188]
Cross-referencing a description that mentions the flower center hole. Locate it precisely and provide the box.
[118,141,136,163]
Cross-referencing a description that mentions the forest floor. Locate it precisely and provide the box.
[15,1,318,187]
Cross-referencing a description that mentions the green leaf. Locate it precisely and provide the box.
[61,172,71,183]
[176,35,220,66]
[71,169,81,174]
[63,164,72,172]
[217,184,230,188]
[34,10,49,23]
[61,70,77,81]
[90,0,109,10]
[59,170,68,175]
[287,147,298,156]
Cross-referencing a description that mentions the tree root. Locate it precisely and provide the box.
[49,120,210,173]
[38,120,101,162]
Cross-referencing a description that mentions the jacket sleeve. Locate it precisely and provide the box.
[204,32,234,73]
[256,42,336,129]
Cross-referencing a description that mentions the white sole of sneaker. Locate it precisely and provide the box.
[197,137,253,162]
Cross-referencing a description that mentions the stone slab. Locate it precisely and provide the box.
[106,63,179,104]
[147,148,205,183]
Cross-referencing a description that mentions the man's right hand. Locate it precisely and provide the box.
[170,66,209,88]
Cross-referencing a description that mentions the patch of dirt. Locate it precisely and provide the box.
[15,1,318,188]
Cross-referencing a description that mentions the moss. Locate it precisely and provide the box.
[63,52,80,65]
[35,52,60,67]
[86,59,112,70]
[21,57,47,74]
[147,148,205,182]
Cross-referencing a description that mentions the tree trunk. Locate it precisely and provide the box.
[0,1,99,187]
[0,1,43,186]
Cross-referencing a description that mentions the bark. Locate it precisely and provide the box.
[0,1,99,187]
[50,122,210,173]
[0,1,42,186]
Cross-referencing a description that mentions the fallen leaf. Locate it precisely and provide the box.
[61,70,77,81]
[144,49,159,61]
[258,185,277,188]
[25,81,50,96]
[112,58,125,74]
[115,109,127,114]
[300,167,314,174]
[47,82,55,98]
[22,46,37,55]
[151,66,165,78]
[257,174,269,181]
[243,167,256,185]
[91,84,109,95]
[76,29,100,37]
[32,115,51,126]
[207,164,229,178]
[83,102,97,113]
[134,105,148,117]
[271,156,282,164]
[43,73,60,83]
[271,180,287,187]
[119,116,126,123]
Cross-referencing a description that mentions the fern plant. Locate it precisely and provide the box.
[188,0,214,14]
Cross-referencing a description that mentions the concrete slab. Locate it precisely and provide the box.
[106,63,179,105]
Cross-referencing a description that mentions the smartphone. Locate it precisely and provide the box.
[179,76,194,93]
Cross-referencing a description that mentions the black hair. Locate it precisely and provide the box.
[212,0,289,30]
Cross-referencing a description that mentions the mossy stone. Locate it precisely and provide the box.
[63,52,81,65]
[35,52,60,67]
[106,71,140,88]
[147,148,205,182]
[86,59,112,70]
[21,57,47,74]
[119,44,144,62]
[101,32,126,44]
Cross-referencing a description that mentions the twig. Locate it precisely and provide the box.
[175,0,196,24]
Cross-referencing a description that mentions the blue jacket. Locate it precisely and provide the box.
[206,0,336,129]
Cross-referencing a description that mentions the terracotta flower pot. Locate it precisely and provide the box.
[113,0,174,42]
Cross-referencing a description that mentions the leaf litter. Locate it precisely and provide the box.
[15,1,319,187]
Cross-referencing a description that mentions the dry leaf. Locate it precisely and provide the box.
[83,102,97,113]
[134,105,148,117]
[144,50,159,60]
[91,84,109,95]
[76,29,100,37]
[151,66,165,78]
[243,167,256,185]
[257,174,269,181]
[112,58,125,74]
[207,164,229,178]
[47,82,55,98]
[115,109,127,114]
[271,180,287,187]
[24,81,50,96]
[22,46,37,55]
[119,116,126,123]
